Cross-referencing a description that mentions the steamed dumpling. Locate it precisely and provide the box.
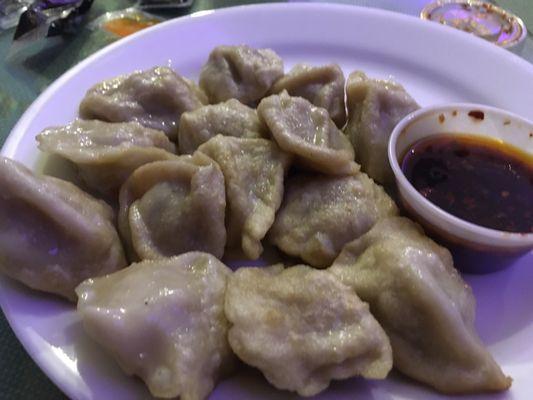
[178,99,268,154]
[270,63,346,127]
[76,252,235,400]
[257,91,359,175]
[0,156,126,301]
[37,119,177,196]
[118,153,226,260]
[344,71,419,185]
[225,264,392,396]
[198,136,291,259]
[329,217,512,394]
[199,45,284,105]
[79,66,207,141]
[269,172,397,268]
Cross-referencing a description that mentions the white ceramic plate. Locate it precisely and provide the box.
[1,3,533,399]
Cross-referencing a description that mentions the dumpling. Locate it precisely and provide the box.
[199,45,284,105]
[37,119,177,197]
[118,153,226,261]
[257,91,358,175]
[197,136,291,259]
[344,71,419,185]
[79,66,207,141]
[0,156,126,301]
[269,172,397,268]
[225,264,392,397]
[76,252,235,400]
[329,217,512,394]
[270,63,346,127]
[178,99,268,154]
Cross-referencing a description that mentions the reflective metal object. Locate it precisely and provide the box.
[421,0,527,49]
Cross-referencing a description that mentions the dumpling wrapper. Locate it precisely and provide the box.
[270,63,346,127]
[225,264,392,397]
[79,66,207,141]
[197,136,291,260]
[0,156,126,301]
[118,153,226,261]
[269,172,397,268]
[344,71,419,185]
[329,217,512,394]
[37,119,177,197]
[76,252,235,400]
[199,45,284,105]
[257,91,359,175]
[178,99,268,154]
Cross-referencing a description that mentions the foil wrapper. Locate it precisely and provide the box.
[13,0,93,41]
[0,0,33,29]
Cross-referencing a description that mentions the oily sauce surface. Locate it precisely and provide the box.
[401,134,533,233]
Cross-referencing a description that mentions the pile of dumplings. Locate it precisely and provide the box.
[0,45,511,399]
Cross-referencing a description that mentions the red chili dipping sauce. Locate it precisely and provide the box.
[401,134,533,233]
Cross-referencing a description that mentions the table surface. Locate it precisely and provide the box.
[0,0,531,399]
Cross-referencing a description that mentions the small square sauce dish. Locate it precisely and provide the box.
[388,103,533,273]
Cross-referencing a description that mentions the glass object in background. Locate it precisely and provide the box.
[420,0,526,49]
